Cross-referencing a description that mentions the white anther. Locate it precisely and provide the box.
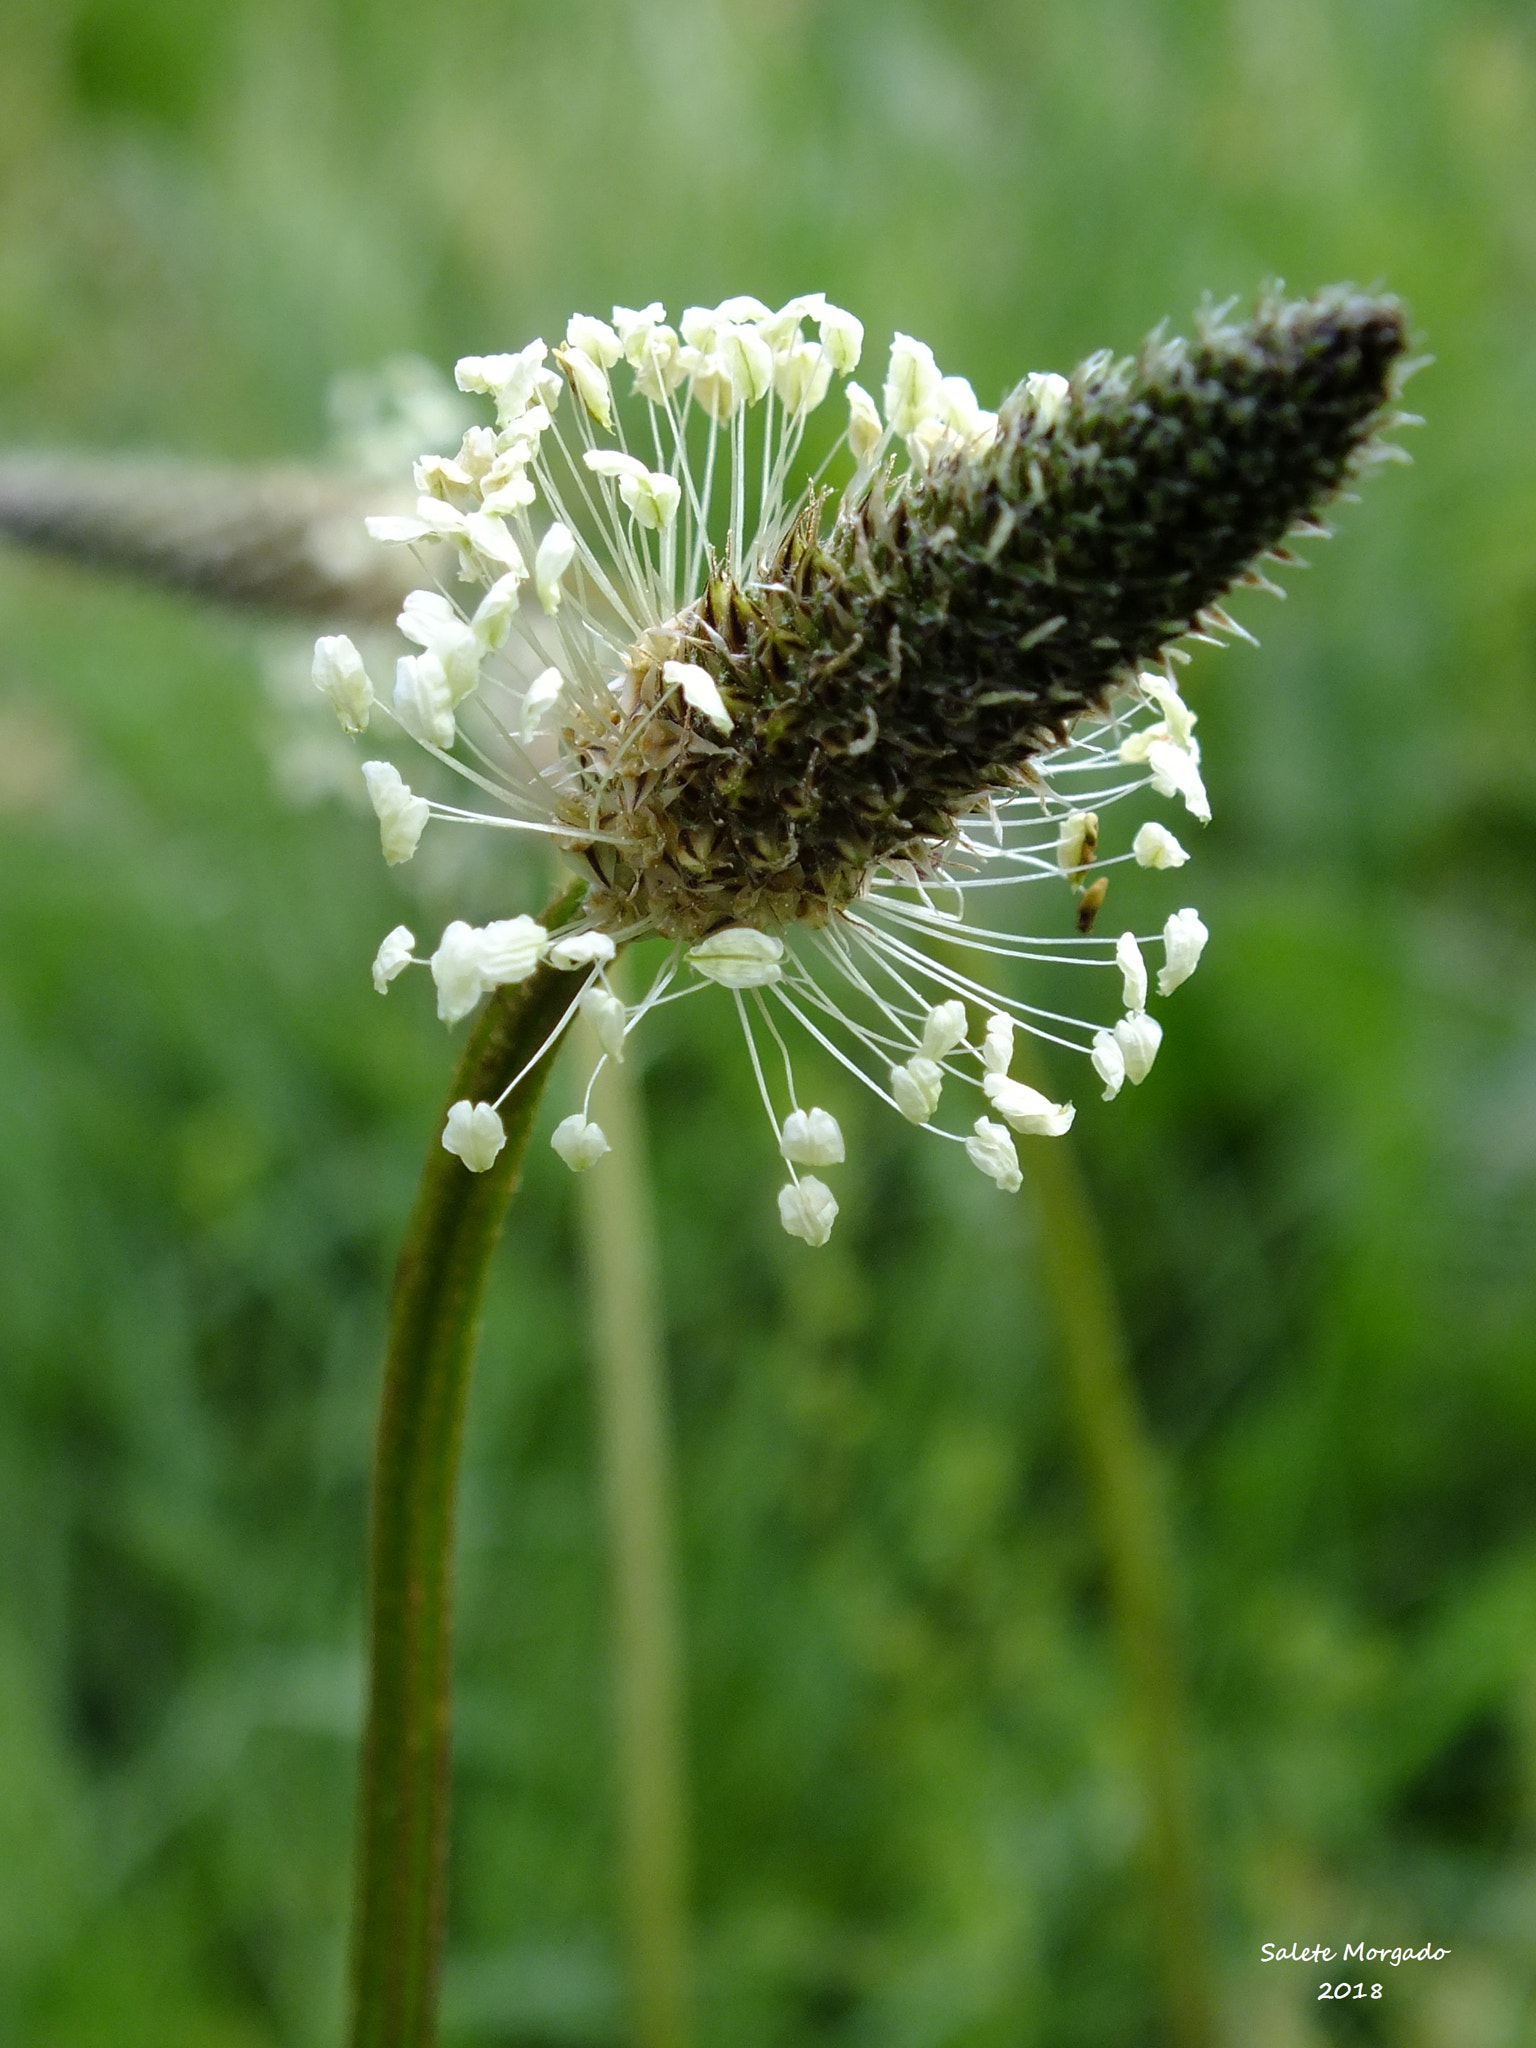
[551,1114,610,1172]
[662,659,733,734]
[718,323,774,404]
[365,513,438,546]
[1139,673,1198,751]
[818,303,863,374]
[884,333,943,434]
[393,652,456,750]
[479,919,549,987]
[360,760,430,866]
[558,345,614,427]
[472,571,525,653]
[1133,820,1189,869]
[578,986,627,1062]
[398,589,483,702]
[442,1100,506,1173]
[1116,931,1148,1011]
[1113,1010,1163,1084]
[980,1012,1015,1076]
[461,512,526,575]
[1057,810,1099,873]
[455,341,549,424]
[934,375,998,452]
[1022,370,1069,428]
[966,1117,1023,1192]
[584,450,681,531]
[687,929,784,987]
[680,306,722,352]
[1091,1029,1126,1101]
[430,917,548,1024]
[535,524,577,614]
[678,348,738,423]
[548,931,617,970]
[845,381,883,464]
[777,1176,839,1247]
[1146,738,1211,822]
[414,452,475,503]
[630,324,685,402]
[371,925,415,994]
[891,1055,944,1123]
[520,666,565,744]
[981,1074,1076,1136]
[566,313,623,369]
[1158,908,1209,996]
[613,302,666,349]
[920,1000,968,1058]
[312,634,374,734]
[773,341,834,416]
[780,1107,845,1167]
[429,922,485,1025]
[478,460,536,515]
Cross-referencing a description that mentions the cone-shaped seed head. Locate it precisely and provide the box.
[567,289,1409,937]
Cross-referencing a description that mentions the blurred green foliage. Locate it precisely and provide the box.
[2,0,1536,2042]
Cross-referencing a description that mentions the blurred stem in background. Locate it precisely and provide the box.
[578,999,694,2048]
[1019,1050,1217,2048]
[350,884,584,2048]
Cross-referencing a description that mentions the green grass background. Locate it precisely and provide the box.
[2,0,1536,2041]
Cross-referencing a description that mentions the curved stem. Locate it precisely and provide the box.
[1016,1058,1217,2048]
[348,882,586,2048]
[579,1024,693,2048]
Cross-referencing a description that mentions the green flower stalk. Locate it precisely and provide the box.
[349,884,583,2048]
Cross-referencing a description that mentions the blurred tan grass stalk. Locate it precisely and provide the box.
[1018,1047,1217,2048]
[578,1008,695,2048]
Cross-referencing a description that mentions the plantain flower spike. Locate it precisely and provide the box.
[332,287,1413,1240]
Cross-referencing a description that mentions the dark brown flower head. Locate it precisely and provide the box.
[566,288,1409,938]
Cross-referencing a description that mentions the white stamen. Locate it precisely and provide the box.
[1133,820,1189,869]
[313,634,374,733]
[535,524,577,613]
[891,1055,944,1123]
[372,925,415,994]
[966,1118,1022,1191]
[520,666,565,743]
[551,1113,610,1171]
[1116,931,1148,1011]
[1057,810,1098,873]
[981,1074,1075,1136]
[981,1012,1015,1075]
[1158,908,1209,995]
[688,929,783,987]
[884,333,943,434]
[442,1100,506,1172]
[663,659,733,734]
[393,653,456,750]
[361,760,430,865]
[920,1000,968,1057]
[1091,1029,1126,1101]
[549,931,617,970]
[578,986,628,1062]
[846,382,883,463]
[1022,371,1070,429]
[1114,1010,1163,1084]
[777,1176,839,1247]
[780,1107,845,1166]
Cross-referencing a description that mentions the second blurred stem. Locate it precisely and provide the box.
[1019,1078,1218,2048]
[577,1011,693,2048]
